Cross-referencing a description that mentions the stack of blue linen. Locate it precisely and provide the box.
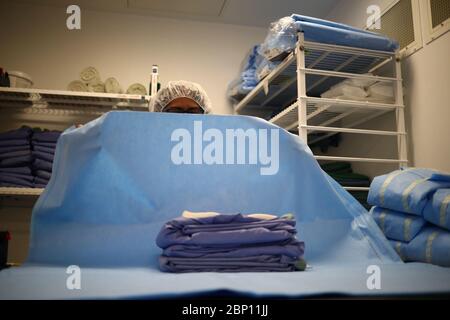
[368,168,450,267]
[31,130,62,188]
[156,212,305,273]
[0,127,34,188]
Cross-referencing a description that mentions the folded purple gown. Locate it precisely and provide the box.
[33,145,55,155]
[32,131,62,143]
[32,151,54,163]
[35,170,52,180]
[0,139,29,147]
[31,141,57,149]
[33,158,53,172]
[156,213,305,273]
[0,127,32,141]
[0,155,32,167]
[0,150,31,161]
[0,167,32,175]
[0,145,31,154]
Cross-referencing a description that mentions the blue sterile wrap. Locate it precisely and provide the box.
[368,168,450,216]
[370,207,426,242]
[405,226,450,267]
[423,189,450,231]
[2,112,450,299]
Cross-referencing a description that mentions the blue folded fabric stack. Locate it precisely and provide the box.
[156,212,305,273]
[368,168,450,267]
[227,45,267,101]
[0,127,34,188]
[31,130,62,188]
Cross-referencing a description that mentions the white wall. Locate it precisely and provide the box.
[0,2,267,115]
[326,0,450,175]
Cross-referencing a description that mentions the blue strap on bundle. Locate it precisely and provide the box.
[368,168,450,215]
[405,226,450,267]
[424,189,450,231]
[156,213,305,273]
[370,207,426,242]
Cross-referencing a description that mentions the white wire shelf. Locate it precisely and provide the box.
[234,41,395,114]
[0,87,151,113]
[0,187,44,196]
[269,98,399,133]
[315,156,408,164]
[343,187,370,191]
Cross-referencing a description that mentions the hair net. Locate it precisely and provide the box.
[150,80,212,113]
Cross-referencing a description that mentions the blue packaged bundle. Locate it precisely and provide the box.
[368,168,450,215]
[424,189,450,231]
[405,226,450,268]
[389,240,409,261]
[370,207,426,242]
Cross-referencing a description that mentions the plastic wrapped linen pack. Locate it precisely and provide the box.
[259,16,298,60]
[256,59,281,81]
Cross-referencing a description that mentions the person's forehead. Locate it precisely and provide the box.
[167,97,200,108]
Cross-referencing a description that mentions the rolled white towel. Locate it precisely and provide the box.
[67,80,88,92]
[80,66,100,84]
[126,83,147,95]
[87,79,105,93]
[104,77,123,94]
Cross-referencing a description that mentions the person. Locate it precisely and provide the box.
[150,80,211,114]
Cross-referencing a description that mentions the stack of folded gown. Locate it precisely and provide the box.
[368,168,450,267]
[31,130,62,188]
[156,211,306,273]
[0,127,34,188]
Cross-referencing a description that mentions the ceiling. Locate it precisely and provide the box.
[10,0,340,27]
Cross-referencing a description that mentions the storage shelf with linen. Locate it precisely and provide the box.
[230,14,408,191]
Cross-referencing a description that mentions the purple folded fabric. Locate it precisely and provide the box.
[163,242,304,259]
[0,139,29,147]
[32,150,54,163]
[0,175,34,187]
[0,173,34,182]
[156,214,298,249]
[33,145,55,155]
[34,183,47,189]
[0,150,31,161]
[157,213,305,273]
[33,158,53,172]
[34,176,49,185]
[35,170,52,180]
[0,167,32,175]
[0,155,32,167]
[0,127,32,141]
[0,145,31,154]
[31,141,57,148]
[159,255,302,273]
[32,131,62,143]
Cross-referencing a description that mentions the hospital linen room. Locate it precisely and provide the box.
[0,0,450,302]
